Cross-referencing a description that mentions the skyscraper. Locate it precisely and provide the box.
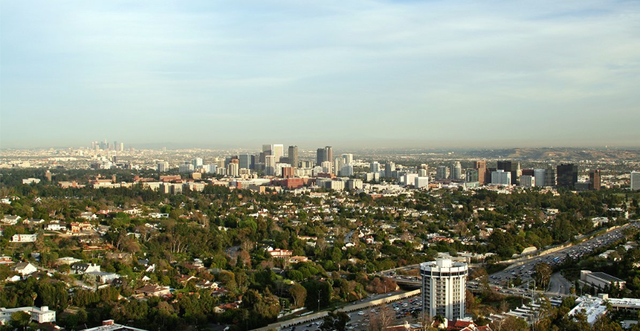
[421,259,467,321]
[288,146,299,169]
[436,166,448,180]
[325,146,333,166]
[557,163,578,189]
[450,162,462,180]
[631,171,640,191]
[589,169,601,190]
[545,165,557,187]
[385,161,396,178]
[316,148,325,165]
[473,161,487,185]
[238,154,252,170]
[534,169,546,187]
[497,160,520,185]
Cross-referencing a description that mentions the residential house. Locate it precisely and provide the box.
[80,320,147,331]
[46,222,67,231]
[70,222,93,233]
[135,284,171,297]
[1,215,21,225]
[0,256,13,265]
[85,271,120,284]
[11,234,38,243]
[71,263,101,275]
[12,262,37,276]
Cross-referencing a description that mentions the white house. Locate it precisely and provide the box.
[12,262,37,276]
[46,222,67,231]
[11,234,38,243]
[1,215,21,225]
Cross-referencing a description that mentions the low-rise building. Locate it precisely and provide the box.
[580,270,626,289]
[80,319,147,331]
[0,306,56,325]
[71,263,101,275]
[11,234,38,243]
[12,262,37,276]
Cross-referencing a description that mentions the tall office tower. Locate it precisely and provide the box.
[421,259,467,321]
[497,160,520,185]
[226,162,239,177]
[450,162,462,180]
[557,163,578,189]
[118,142,124,152]
[534,169,546,187]
[491,170,511,185]
[316,148,326,165]
[113,141,118,151]
[333,158,342,175]
[273,144,284,161]
[520,175,535,188]
[545,165,557,187]
[157,161,170,172]
[436,166,449,180]
[589,170,601,190]
[288,146,299,168]
[521,169,534,176]
[238,154,252,170]
[179,163,194,173]
[465,169,478,182]
[192,158,204,169]
[371,161,381,173]
[473,161,487,185]
[341,154,354,165]
[631,171,640,191]
[265,155,276,176]
[325,146,333,166]
[385,161,396,178]
[418,169,428,177]
[340,164,354,177]
[321,161,333,174]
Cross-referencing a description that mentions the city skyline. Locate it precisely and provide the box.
[1,0,640,149]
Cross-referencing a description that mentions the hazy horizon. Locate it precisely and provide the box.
[1,1,640,149]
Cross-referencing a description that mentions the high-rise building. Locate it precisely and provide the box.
[371,161,381,173]
[265,155,276,176]
[288,146,299,169]
[520,175,535,188]
[325,146,333,166]
[589,169,601,190]
[226,162,239,177]
[341,154,354,165]
[192,158,203,169]
[631,171,640,191]
[465,169,478,183]
[557,164,578,189]
[238,154,252,170]
[273,144,284,162]
[473,161,487,185]
[421,259,467,321]
[491,170,511,185]
[450,162,462,180]
[497,160,520,185]
[534,169,546,187]
[316,148,326,165]
[157,162,170,172]
[545,165,557,187]
[436,166,448,181]
[385,161,396,178]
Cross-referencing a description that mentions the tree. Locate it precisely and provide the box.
[534,262,552,290]
[289,283,307,308]
[320,311,350,331]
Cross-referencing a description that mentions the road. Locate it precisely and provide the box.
[547,272,572,296]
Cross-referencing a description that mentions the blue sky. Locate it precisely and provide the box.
[1,0,639,149]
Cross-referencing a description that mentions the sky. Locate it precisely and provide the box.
[1,0,639,149]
